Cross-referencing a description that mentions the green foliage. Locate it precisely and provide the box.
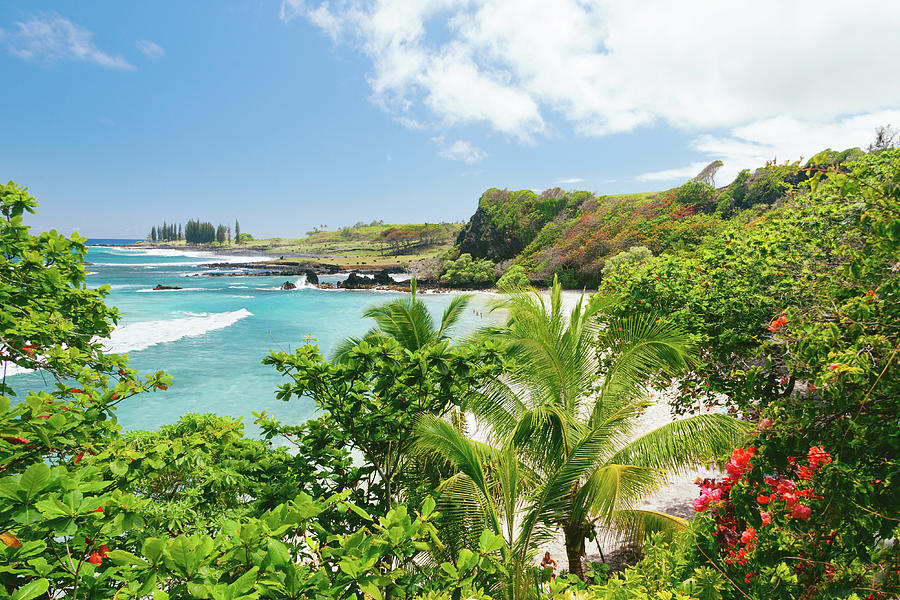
[603,149,900,597]
[331,280,472,362]
[441,253,496,286]
[236,232,254,242]
[601,246,653,278]
[676,181,716,210]
[264,337,505,511]
[496,264,530,291]
[438,281,748,579]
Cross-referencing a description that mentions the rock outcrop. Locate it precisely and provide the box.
[153,284,183,290]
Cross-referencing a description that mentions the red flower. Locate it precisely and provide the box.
[3,436,29,445]
[98,544,109,558]
[760,512,771,526]
[740,527,756,545]
[20,345,37,356]
[70,388,84,394]
[757,418,773,431]
[757,494,770,504]
[826,363,840,371]
[808,446,832,470]
[88,507,104,514]
[767,314,788,332]
[865,289,875,297]
[792,504,812,521]
[88,552,102,566]
[74,451,85,464]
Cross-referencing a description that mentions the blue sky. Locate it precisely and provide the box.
[2,1,898,238]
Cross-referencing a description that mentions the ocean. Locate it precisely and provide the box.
[6,241,493,435]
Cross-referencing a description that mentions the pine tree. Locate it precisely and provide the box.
[150,226,157,242]
[235,219,241,244]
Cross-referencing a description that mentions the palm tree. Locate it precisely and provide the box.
[420,279,748,580]
[331,278,472,362]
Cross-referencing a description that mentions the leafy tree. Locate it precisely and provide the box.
[264,337,505,512]
[441,253,495,286]
[601,246,652,278]
[675,180,716,210]
[496,264,530,291]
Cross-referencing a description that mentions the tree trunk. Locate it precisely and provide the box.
[563,522,588,580]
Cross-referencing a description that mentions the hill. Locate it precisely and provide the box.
[451,147,866,288]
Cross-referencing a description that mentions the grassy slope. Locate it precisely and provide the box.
[139,223,462,270]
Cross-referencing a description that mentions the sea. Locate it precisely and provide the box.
[5,239,493,435]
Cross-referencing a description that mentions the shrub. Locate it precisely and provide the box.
[496,264,530,291]
[676,180,716,210]
[601,246,653,278]
[441,253,495,286]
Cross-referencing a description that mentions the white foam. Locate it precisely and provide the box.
[103,309,253,354]
[92,247,268,266]
[135,287,205,293]
[1,309,254,377]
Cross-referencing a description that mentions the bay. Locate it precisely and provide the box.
[6,241,493,435]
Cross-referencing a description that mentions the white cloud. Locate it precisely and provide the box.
[636,162,710,183]
[285,0,900,164]
[0,11,133,70]
[135,40,164,59]
[432,137,487,164]
[556,177,584,184]
[639,111,900,185]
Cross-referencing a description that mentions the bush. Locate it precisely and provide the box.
[676,180,716,210]
[601,246,653,278]
[496,264,530,291]
[441,253,495,286]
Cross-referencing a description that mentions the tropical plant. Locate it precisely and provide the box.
[420,280,749,580]
[331,279,472,363]
[442,254,496,287]
[496,265,531,291]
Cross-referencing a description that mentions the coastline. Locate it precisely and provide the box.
[116,242,703,569]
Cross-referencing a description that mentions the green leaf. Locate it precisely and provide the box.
[12,578,49,600]
[107,549,148,567]
[266,539,290,568]
[19,463,51,502]
[360,582,383,600]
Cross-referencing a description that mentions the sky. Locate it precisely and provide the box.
[1,1,899,238]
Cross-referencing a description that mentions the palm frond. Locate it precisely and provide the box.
[592,314,696,422]
[611,509,688,549]
[330,329,388,363]
[438,294,473,339]
[570,464,668,528]
[606,413,752,475]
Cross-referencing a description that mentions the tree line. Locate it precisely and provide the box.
[149,219,243,244]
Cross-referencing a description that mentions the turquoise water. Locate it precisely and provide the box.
[7,243,493,434]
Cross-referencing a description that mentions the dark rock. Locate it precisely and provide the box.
[280,281,297,290]
[372,269,395,285]
[152,284,183,290]
[303,269,319,285]
[338,272,369,289]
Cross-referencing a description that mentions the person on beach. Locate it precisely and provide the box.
[540,551,558,573]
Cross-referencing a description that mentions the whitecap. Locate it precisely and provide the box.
[0,309,254,376]
[103,309,253,354]
[135,287,205,293]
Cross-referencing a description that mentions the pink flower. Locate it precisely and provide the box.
[760,512,771,526]
[758,418,773,431]
[740,527,757,545]
[792,504,812,521]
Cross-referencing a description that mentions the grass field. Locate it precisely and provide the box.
[138,222,462,270]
